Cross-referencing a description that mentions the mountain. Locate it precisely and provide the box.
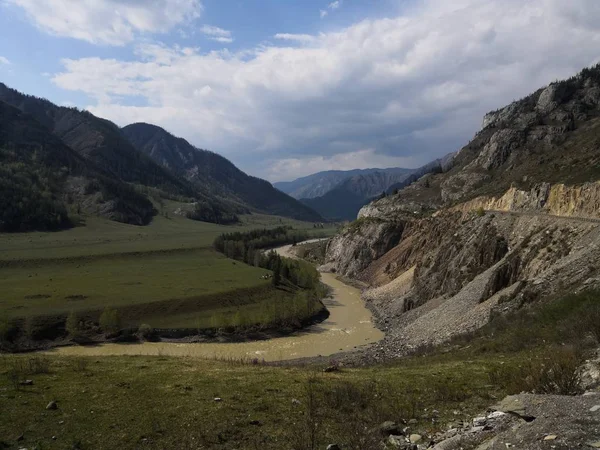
[0,83,195,200]
[0,100,155,231]
[297,169,418,220]
[274,167,414,200]
[321,63,600,357]
[385,154,455,195]
[0,83,321,228]
[121,123,323,222]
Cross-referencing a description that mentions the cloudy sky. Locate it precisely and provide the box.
[1,0,600,182]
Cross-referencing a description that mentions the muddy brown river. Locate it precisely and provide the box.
[48,243,383,361]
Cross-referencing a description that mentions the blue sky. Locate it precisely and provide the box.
[1,0,600,181]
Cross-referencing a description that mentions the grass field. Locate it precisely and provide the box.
[0,212,338,332]
[0,351,513,450]
[0,213,336,262]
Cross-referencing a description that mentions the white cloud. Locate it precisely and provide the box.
[50,0,600,181]
[199,25,233,43]
[328,1,341,11]
[7,0,202,45]
[321,0,342,18]
[0,56,10,65]
[274,33,316,44]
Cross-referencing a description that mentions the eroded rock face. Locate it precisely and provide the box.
[454,182,600,219]
[324,207,600,354]
[320,219,405,278]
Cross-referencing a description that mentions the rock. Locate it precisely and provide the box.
[590,405,600,413]
[323,366,339,373]
[249,420,262,426]
[213,397,222,402]
[16,434,24,441]
[587,441,600,448]
[326,445,341,450]
[379,421,403,436]
[387,435,405,447]
[409,434,422,443]
[408,418,418,425]
[470,426,485,433]
[19,380,33,386]
[544,435,557,441]
[486,411,506,420]
[291,398,301,405]
[46,401,57,410]
[473,416,487,426]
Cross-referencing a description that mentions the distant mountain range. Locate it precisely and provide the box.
[275,166,451,221]
[0,83,322,232]
[274,168,414,200]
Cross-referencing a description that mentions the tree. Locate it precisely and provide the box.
[272,260,282,286]
[66,311,80,337]
[99,307,121,334]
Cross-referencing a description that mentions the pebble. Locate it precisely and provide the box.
[590,405,600,412]
[326,445,341,450]
[214,397,222,402]
[46,401,57,410]
[544,435,557,441]
[409,434,422,443]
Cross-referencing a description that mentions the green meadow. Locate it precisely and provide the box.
[0,212,337,330]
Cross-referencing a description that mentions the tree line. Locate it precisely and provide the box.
[213,226,318,289]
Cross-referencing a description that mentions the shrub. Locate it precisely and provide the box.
[0,318,14,343]
[488,347,583,395]
[138,324,155,340]
[476,206,486,217]
[65,311,80,337]
[99,308,121,334]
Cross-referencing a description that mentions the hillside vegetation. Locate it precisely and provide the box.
[0,101,155,231]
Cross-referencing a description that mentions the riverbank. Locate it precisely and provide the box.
[4,241,383,361]
[45,271,383,361]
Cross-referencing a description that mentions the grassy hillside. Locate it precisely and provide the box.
[0,213,337,337]
[0,352,511,450]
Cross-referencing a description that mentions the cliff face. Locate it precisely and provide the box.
[453,182,600,219]
[324,64,600,356]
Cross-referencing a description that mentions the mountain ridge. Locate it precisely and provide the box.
[275,167,414,200]
[121,123,323,222]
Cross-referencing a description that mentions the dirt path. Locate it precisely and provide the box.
[48,243,383,362]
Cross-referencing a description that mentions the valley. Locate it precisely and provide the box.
[3,13,600,450]
[0,213,337,351]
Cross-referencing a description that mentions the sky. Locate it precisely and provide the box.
[1,1,600,182]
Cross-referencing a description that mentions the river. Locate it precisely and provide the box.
[47,243,383,362]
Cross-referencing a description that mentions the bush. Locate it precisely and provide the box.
[488,347,583,395]
[99,308,121,334]
[65,311,80,337]
[0,318,15,343]
[138,324,155,340]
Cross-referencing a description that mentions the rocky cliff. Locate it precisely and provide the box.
[323,64,600,355]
